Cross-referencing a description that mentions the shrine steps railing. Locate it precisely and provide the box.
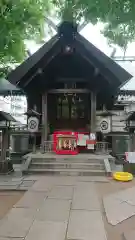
[42,141,109,154]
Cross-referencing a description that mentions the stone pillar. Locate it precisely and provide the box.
[91,91,96,133]
[41,93,48,152]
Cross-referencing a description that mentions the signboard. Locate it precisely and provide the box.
[87,144,94,150]
[28,117,39,133]
[125,152,135,163]
[90,133,96,140]
[100,118,111,133]
[86,140,96,150]
[77,134,89,146]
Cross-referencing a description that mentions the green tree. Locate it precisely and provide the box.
[53,0,135,49]
[1,0,135,75]
[0,0,51,65]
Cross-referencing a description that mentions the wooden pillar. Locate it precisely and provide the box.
[0,128,10,172]
[91,91,96,133]
[41,93,48,152]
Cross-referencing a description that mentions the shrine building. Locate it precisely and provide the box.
[8,21,132,155]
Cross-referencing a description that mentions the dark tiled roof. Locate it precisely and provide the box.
[0,78,22,95]
[0,111,16,122]
[24,109,41,116]
[8,22,132,93]
[96,111,117,116]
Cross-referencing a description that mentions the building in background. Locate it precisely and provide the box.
[0,95,27,124]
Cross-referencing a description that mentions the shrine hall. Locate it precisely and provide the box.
[8,21,132,155]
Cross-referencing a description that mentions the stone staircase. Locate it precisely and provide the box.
[26,155,107,176]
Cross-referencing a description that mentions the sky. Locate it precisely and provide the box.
[26,22,135,90]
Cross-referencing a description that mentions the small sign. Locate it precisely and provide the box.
[90,133,96,140]
[87,144,94,150]
[28,117,39,133]
[100,118,111,133]
[77,134,89,146]
[100,121,108,130]
[125,152,135,163]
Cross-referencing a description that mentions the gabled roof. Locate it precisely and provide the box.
[8,35,59,86]
[75,34,131,87]
[96,111,117,116]
[0,78,22,95]
[0,111,16,122]
[8,22,132,92]
[24,109,41,116]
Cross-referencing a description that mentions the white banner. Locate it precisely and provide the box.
[77,134,89,146]
[100,118,111,133]
[28,117,39,133]
[125,152,135,163]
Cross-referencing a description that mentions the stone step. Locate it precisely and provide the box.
[26,168,105,176]
[31,158,104,164]
[30,162,104,170]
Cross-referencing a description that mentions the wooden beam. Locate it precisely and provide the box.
[48,89,90,93]
[93,68,99,77]
[56,78,87,82]
[23,49,59,88]
[41,93,48,152]
[91,91,96,133]
[77,47,113,85]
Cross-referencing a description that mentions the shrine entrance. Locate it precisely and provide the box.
[48,92,90,132]
[8,21,131,155]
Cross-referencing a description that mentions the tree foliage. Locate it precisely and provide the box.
[1,0,135,75]
[0,0,51,65]
[53,0,135,49]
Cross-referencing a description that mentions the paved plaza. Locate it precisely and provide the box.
[0,175,135,240]
[0,176,108,240]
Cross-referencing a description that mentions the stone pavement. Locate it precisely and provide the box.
[0,175,35,191]
[103,186,135,226]
[0,175,109,191]
[0,176,108,240]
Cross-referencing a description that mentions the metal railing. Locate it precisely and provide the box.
[42,140,109,154]
[95,142,109,154]
[43,141,54,153]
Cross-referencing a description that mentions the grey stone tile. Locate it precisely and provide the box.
[8,207,36,219]
[52,177,78,186]
[36,198,71,222]
[0,186,18,190]
[124,229,135,240]
[0,208,36,238]
[48,186,73,200]
[0,238,24,240]
[0,177,23,182]
[103,193,135,225]
[25,220,67,240]
[18,186,30,190]
[77,176,109,182]
[72,182,100,210]
[20,181,34,187]
[15,191,46,209]
[30,180,53,192]
[0,192,23,196]
[0,181,21,186]
[116,186,135,205]
[23,175,45,181]
[67,210,107,240]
